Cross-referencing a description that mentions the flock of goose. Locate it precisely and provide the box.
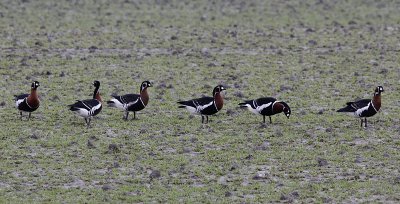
[15,81,383,128]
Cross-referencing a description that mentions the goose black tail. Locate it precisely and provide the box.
[337,105,356,112]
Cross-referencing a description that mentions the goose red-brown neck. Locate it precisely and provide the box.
[139,81,152,106]
[95,91,102,102]
[371,86,384,111]
[212,85,225,111]
[92,81,102,102]
[141,88,149,106]
[214,92,223,110]
[372,93,381,111]
[272,102,284,114]
[27,86,40,108]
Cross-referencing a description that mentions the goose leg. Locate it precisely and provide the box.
[87,118,92,128]
[263,115,265,123]
[360,118,363,127]
[124,112,129,120]
[206,116,209,124]
[28,113,31,120]
[133,112,136,119]
[364,118,367,128]
[269,116,272,124]
[20,112,23,120]
[201,115,204,123]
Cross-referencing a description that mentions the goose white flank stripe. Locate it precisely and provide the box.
[14,81,40,120]
[107,81,152,120]
[239,97,291,124]
[178,85,226,124]
[69,80,102,128]
[337,86,384,127]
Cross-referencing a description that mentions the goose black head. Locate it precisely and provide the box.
[93,80,101,88]
[212,85,226,96]
[280,101,291,119]
[140,81,152,92]
[374,86,384,95]
[31,81,40,89]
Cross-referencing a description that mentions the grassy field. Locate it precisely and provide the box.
[1,0,400,202]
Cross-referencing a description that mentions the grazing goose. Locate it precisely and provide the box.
[68,80,102,127]
[239,97,291,123]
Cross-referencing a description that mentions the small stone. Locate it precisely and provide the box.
[379,68,388,74]
[87,140,95,149]
[355,156,363,163]
[317,158,328,167]
[35,41,43,46]
[393,176,400,184]
[233,91,244,98]
[102,184,112,191]
[325,127,333,133]
[305,28,314,32]
[291,191,299,198]
[51,95,60,101]
[348,20,357,25]
[182,147,191,153]
[225,191,232,197]
[150,170,161,179]
[89,136,99,141]
[89,46,98,53]
[245,154,253,160]
[230,163,239,171]
[108,144,120,153]
[308,39,317,46]
[226,109,235,116]
[280,194,287,200]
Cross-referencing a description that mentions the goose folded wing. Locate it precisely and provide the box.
[348,99,370,109]
[255,97,276,106]
[192,97,214,108]
[15,94,29,100]
[72,99,101,110]
[113,94,140,104]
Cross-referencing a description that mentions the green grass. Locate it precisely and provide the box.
[1,0,400,203]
